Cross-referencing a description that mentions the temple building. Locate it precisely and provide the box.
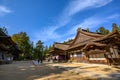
[49,28,120,65]
[0,30,20,64]
[67,28,104,62]
[49,42,69,62]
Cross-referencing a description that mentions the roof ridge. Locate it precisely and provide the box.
[95,30,120,41]
[69,28,104,48]
[79,29,104,37]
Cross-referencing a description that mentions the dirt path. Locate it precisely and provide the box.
[48,63,120,80]
[0,61,120,80]
[0,61,65,80]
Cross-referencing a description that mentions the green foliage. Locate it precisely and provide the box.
[111,23,120,34]
[43,46,49,58]
[0,27,8,34]
[118,26,120,34]
[10,23,120,61]
[11,32,49,60]
[112,23,119,32]
[96,26,109,35]
[96,23,120,34]
[0,27,52,60]
[43,45,53,57]
[35,40,44,60]
[12,32,33,60]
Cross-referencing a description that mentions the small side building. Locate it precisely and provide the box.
[49,42,69,62]
[0,30,20,64]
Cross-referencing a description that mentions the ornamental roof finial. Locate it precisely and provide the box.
[77,27,81,32]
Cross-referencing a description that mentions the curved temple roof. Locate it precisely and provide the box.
[82,42,107,51]
[68,28,103,50]
[54,43,69,51]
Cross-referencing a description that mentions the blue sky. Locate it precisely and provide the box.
[0,0,120,46]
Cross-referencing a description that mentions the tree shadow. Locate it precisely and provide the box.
[0,61,66,80]
[1,61,120,80]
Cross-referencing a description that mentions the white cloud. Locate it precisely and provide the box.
[62,13,119,41]
[34,13,119,44]
[58,0,111,29]
[33,26,61,42]
[0,5,12,16]
[107,14,120,19]
[68,14,120,34]
[33,0,113,44]
[63,0,112,17]
[56,0,112,32]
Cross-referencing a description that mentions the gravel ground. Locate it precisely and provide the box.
[48,63,120,80]
[0,61,120,80]
[0,61,65,80]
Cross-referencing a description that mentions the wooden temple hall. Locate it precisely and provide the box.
[50,28,120,65]
[0,30,20,64]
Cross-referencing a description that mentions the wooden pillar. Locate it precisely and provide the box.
[65,51,66,60]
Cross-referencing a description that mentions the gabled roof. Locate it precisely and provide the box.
[0,30,15,45]
[82,42,106,51]
[95,30,120,42]
[54,43,69,51]
[49,43,69,55]
[68,28,104,49]
[0,29,20,55]
[64,39,74,45]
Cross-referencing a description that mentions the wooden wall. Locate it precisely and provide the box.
[70,53,88,62]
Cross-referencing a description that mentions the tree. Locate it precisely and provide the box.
[112,23,119,32]
[29,42,34,59]
[12,32,32,60]
[0,27,8,34]
[43,46,49,58]
[35,40,44,63]
[96,26,109,35]
[43,45,53,58]
[118,26,120,33]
